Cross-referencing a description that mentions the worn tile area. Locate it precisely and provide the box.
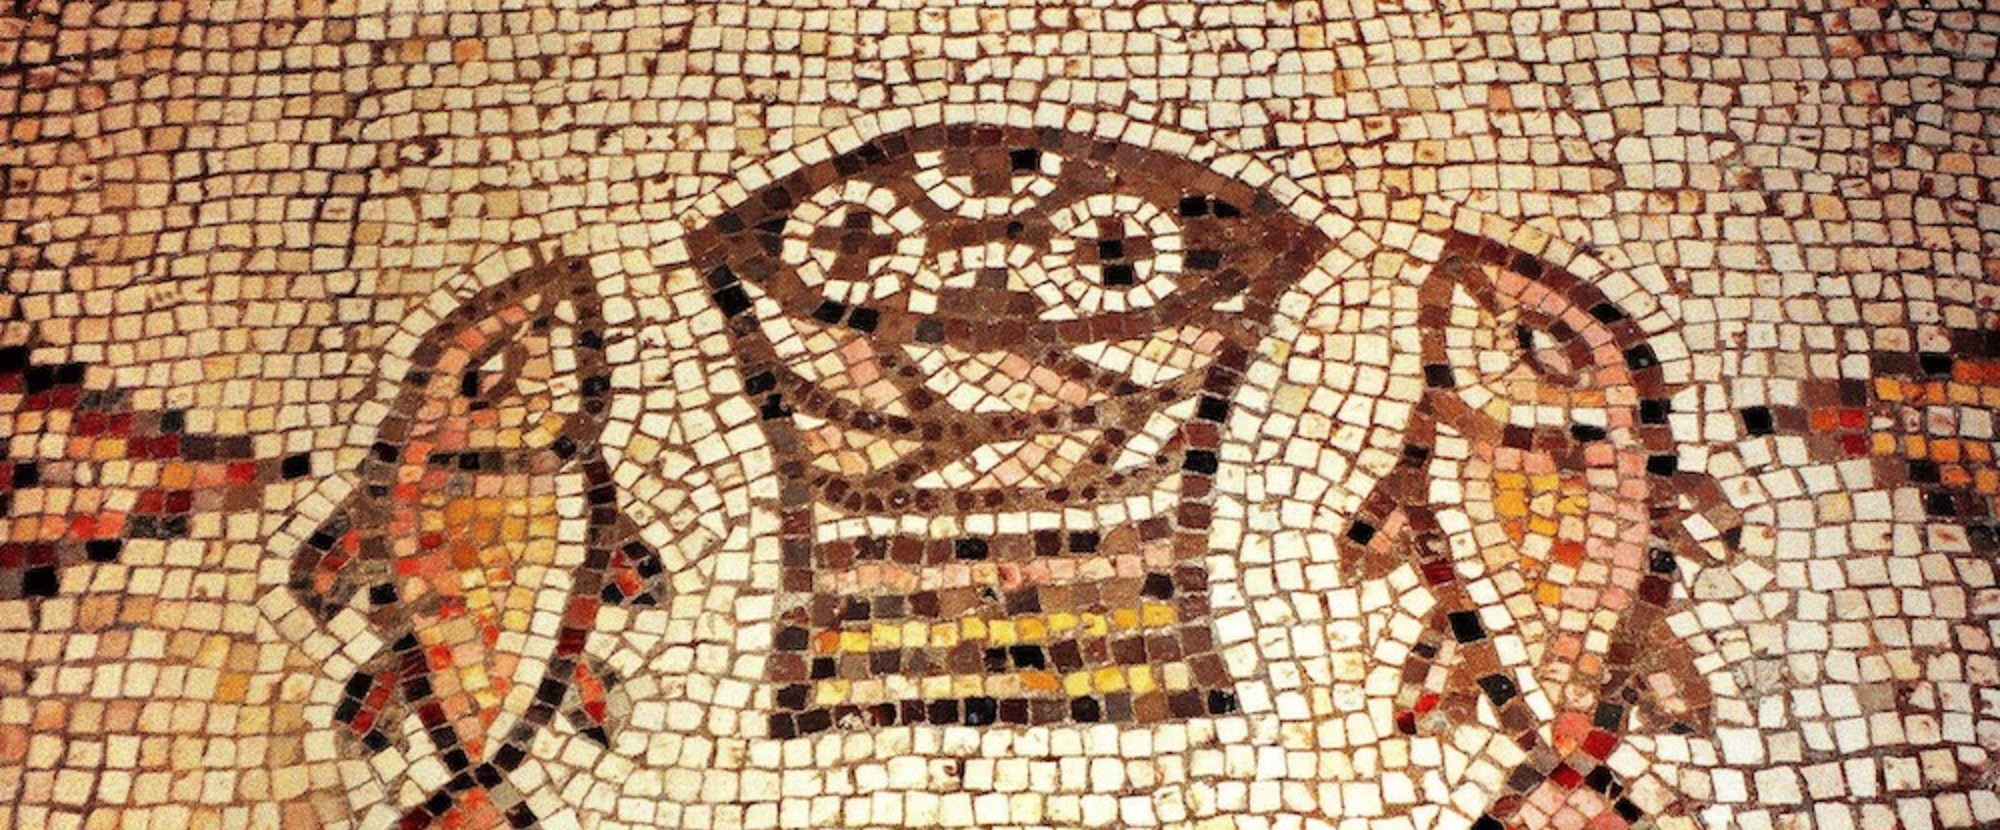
[1,1,1995,829]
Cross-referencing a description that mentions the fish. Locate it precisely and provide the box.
[1340,234,1736,829]
[290,259,663,829]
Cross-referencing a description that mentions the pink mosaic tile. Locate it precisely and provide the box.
[1,2,1995,829]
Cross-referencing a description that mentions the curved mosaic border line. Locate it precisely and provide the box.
[254,103,1738,828]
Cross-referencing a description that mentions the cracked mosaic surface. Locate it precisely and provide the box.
[1,1,1996,829]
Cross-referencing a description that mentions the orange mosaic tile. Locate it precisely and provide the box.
[2,3,1995,829]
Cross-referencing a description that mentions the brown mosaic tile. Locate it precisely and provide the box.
[2,3,1996,830]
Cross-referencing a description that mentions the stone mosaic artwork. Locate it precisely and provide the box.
[0,2,1994,829]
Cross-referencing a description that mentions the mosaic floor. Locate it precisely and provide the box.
[2,1,1996,828]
